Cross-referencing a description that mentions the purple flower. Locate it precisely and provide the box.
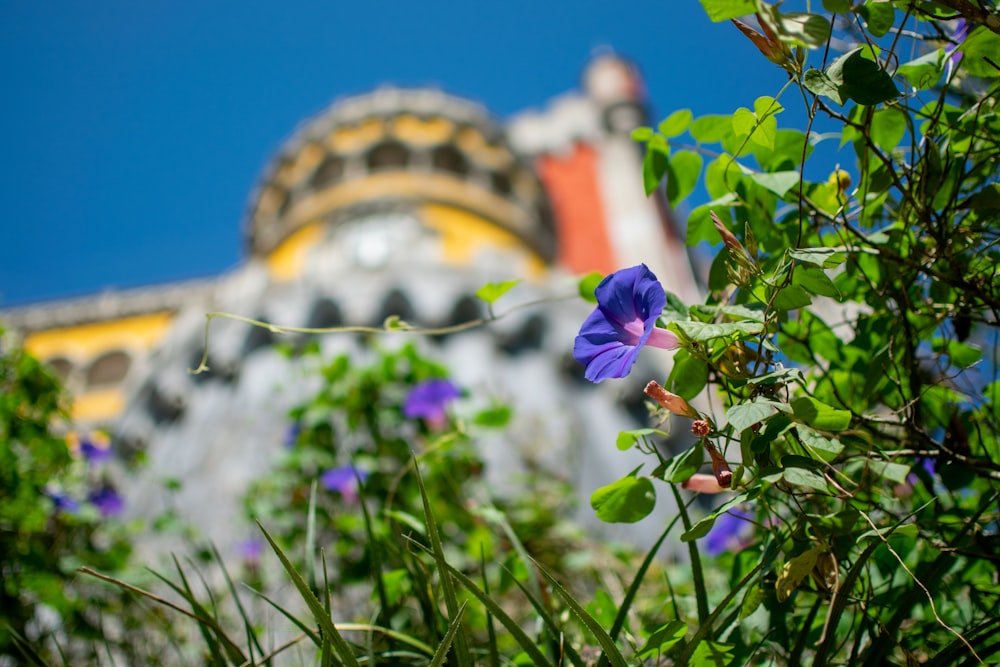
[80,437,112,464]
[283,422,301,449]
[947,19,971,68]
[320,465,368,500]
[88,487,124,517]
[236,538,263,565]
[705,507,753,556]
[48,491,80,514]
[403,379,462,427]
[573,264,679,382]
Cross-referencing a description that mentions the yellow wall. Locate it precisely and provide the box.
[265,222,324,281]
[23,311,174,424]
[72,389,126,423]
[24,311,174,362]
[419,203,543,274]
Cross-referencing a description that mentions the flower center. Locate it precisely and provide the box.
[622,317,646,344]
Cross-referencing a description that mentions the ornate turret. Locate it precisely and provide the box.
[246,89,556,282]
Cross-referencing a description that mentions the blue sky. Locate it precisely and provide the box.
[1,1,791,306]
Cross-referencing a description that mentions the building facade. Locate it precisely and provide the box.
[2,55,701,552]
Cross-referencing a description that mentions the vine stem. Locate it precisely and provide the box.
[189,293,575,375]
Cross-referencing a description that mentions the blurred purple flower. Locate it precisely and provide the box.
[88,487,124,517]
[403,379,461,427]
[947,19,971,68]
[48,491,80,514]
[80,437,112,464]
[320,465,368,500]
[236,538,263,565]
[705,507,753,556]
[283,422,301,449]
[573,264,679,383]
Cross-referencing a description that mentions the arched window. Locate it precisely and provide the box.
[307,299,344,329]
[242,317,275,356]
[431,145,468,176]
[85,350,131,388]
[311,155,345,189]
[46,357,74,383]
[491,169,513,196]
[367,141,409,171]
[375,288,416,326]
[497,314,547,356]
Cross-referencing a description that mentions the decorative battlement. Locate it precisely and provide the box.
[245,88,556,265]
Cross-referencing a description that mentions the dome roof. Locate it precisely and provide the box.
[245,88,556,263]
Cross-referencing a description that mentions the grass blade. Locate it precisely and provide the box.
[480,549,501,667]
[257,521,362,667]
[533,559,629,667]
[505,567,586,667]
[210,543,267,663]
[411,456,472,667]
[428,601,468,667]
[407,537,554,667]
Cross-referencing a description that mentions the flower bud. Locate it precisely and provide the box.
[682,473,727,494]
[644,381,700,419]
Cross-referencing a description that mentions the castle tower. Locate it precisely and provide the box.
[1,56,701,552]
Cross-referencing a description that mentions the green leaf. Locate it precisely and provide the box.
[932,338,982,369]
[475,279,520,304]
[831,48,900,106]
[788,247,846,268]
[794,266,840,298]
[656,442,704,483]
[669,319,763,343]
[859,2,895,37]
[727,399,785,433]
[642,141,670,195]
[796,425,844,459]
[747,367,803,387]
[898,48,945,90]
[754,95,783,120]
[732,107,756,138]
[781,466,829,491]
[758,5,830,47]
[473,405,512,428]
[959,26,1000,78]
[680,490,758,541]
[591,474,656,523]
[578,272,604,303]
[966,184,1000,210]
[663,290,690,322]
[615,428,666,452]
[868,460,910,485]
[858,521,919,541]
[776,546,823,601]
[668,351,709,400]
[666,150,703,206]
[750,170,800,198]
[870,107,907,152]
[631,126,654,142]
[637,621,687,657]
[691,114,737,143]
[698,0,755,22]
[804,68,846,105]
[773,285,813,310]
[658,109,693,137]
[822,0,852,13]
[790,396,851,431]
[740,583,768,619]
